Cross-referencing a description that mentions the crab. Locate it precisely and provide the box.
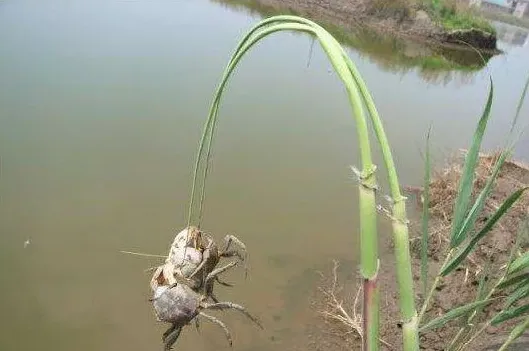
[150,226,248,302]
[152,282,262,350]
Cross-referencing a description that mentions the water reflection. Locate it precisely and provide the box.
[495,21,529,47]
[214,0,493,85]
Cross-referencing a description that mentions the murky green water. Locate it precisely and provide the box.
[1,1,528,350]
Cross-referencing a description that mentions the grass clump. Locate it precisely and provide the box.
[438,2,496,34]
[426,0,497,34]
[369,0,496,34]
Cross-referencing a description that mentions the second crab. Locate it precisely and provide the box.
[149,226,262,350]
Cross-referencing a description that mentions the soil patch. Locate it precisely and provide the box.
[217,0,500,52]
[312,151,529,350]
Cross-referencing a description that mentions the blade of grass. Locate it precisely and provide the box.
[473,261,492,316]
[497,273,529,290]
[504,281,529,308]
[450,225,529,349]
[421,127,432,298]
[492,304,529,325]
[450,79,494,248]
[509,73,529,136]
[442,186,528,276]
[508,251,529,275]
[446,260,492,351]
[477,263,491,301]
[498,316,529,351]
[419,299,495,333]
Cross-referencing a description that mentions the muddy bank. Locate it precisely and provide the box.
[310,152,529,350]
[216,0,499,52]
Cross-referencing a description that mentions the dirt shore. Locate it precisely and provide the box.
[218,0,499,52]
[311,152,529,350]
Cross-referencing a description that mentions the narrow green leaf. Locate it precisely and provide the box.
[472,262,492,317]
[506,218,529,274]
[498,273,529,290]
[505,282,529,308]
[419,299,494,333]
[452,150,510,247]
[509,251,529,275]
[421,127,432,297]
[477,263,491,301]
[459,262,493,327]
[510,73,529,135]
[450,79,494,247]
[498,316,529,351]
[492,304,529,325]
[442,186,528,276]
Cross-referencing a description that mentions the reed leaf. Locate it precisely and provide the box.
[508,251,529,275]
[419,299,494,333]
[450,80,494,248]
[471,261,492,319]
[498,316,529,351]
[492,304,529,325]
[504,281,529,308]
[441,186,527,276]
[510,73,529,135]
[187,15,392,351]
[497,272,529,290]
[421,128,432,298]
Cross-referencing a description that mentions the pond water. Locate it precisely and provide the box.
[1,1,528,351]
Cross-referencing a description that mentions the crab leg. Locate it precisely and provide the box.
[202,302,263,329]
[205,261,238,284]
[187,241,215,280]
[194,315,200,333]
[199,312,233,346]
[162,325,182,351]
[220,235,247,261]
[215,276,234,287]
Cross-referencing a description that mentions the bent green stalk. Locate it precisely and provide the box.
[186,15,418,351]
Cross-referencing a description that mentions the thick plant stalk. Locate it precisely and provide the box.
[356,169,380,351]
[342,55,419,350]
[185,15,421,351]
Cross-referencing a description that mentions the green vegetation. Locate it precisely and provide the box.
[371,0,496,34]
[417,77,529,349]
[432,0,497,34]
[189,14,528,351]
[189,15,418,351]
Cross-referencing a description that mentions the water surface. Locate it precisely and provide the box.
[1,1,528,350]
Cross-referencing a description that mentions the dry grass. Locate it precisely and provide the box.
[368,0,418,22]
[317,261,394,349]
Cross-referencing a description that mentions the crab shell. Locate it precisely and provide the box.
[153,284,201,324]
[170,226,201,252]
[170,247,203,277]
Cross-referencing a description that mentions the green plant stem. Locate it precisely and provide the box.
[402,315,420,351]
[418,250,454,323]
[186,15,422,351]
[187,16,383,350]
[342,52,419,351]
